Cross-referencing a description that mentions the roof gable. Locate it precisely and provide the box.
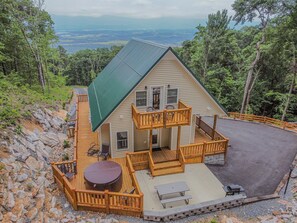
[88,39,227,132]
[88,39,168,131]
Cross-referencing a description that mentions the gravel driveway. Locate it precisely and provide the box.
[203,117,297,198]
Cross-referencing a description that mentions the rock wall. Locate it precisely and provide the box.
[204,154,225,165]
[0,107,70,222]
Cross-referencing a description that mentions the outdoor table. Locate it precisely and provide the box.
[155,181,189,200]
[84,161,122,192]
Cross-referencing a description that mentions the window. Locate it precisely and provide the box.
[117,131,128,149]
[167,89,178,104]
[136,91,147,107]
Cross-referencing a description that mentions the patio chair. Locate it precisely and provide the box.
[59,161,77,180]
[87,142,100,156]
[146,106,155,112]
[123,187,135,194]
[165,105,175,121]
[165,105,175,110]
[98,144,110,160]
[122,187,136,205]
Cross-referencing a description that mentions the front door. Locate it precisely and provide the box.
[152,87,162,110]
[152,129,160,148]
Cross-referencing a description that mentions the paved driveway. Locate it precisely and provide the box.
[203,117,297,198]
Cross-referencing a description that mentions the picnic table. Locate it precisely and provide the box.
[155,181,192,208]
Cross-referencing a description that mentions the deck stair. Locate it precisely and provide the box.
[152,160,184,176]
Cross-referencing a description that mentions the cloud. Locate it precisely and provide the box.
[44,0,234,18]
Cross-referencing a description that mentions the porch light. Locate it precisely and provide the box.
[145,86,147,90]
[167,84,170,88]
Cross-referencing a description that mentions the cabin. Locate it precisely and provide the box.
[51,39,236,220]
[88,39,227,160]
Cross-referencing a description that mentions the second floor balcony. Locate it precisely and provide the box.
[132,100,192,130]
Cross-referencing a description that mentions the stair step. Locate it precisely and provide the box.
[153,166,184,176]
[154,161,182,170]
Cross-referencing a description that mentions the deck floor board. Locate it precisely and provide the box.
[70,101,133,193]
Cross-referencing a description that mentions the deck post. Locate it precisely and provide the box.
[73,189,78,210]
[212,115,218,140]
[149,129,153,155]
[176,126,181,159]
[224,138,229,161]
[202,141,207,162]
[104,190,110,213]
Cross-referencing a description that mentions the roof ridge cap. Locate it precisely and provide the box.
[131,38,168,49]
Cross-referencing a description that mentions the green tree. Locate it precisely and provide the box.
[232,0,285,113]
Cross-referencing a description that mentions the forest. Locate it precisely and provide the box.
[0,0,296,129]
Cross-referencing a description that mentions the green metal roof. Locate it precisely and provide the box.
[88,39,227,132]
[88,39,169,131]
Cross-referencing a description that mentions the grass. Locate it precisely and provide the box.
[0,72,74,129]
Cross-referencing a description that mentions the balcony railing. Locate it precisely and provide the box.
[132,101,192,130]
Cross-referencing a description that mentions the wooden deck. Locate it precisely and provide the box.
[69,101,210,191]
[51,95,229,216]
[195,128,212,143]
[70,101,133,193]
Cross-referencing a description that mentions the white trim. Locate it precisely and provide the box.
[131,121,134,152]
[135,90,148,108]
[98,127,102,148]
[150,85,166,110]
[116,130,129,151]
[108,123,112,157]
[166,87,179,105]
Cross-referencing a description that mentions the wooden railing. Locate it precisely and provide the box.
[55,160,77,174]
[127,151,156,177]
[132,100,192,130]
[177,149,186,172]
[180,116,229,164]
[180,140,228,164]
[148,152,155,176]
[229,112,297,133]
[52,160,143,217]
[77,94,88,102]
[196,115,226,140]
[126,151,149,171]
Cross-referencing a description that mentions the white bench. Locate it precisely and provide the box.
[160,195,192,208]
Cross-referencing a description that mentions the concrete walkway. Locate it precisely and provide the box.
[203,117,297,197]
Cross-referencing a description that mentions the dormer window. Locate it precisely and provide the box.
[136,91,147,107]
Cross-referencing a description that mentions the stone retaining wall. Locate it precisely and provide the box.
[204,154,225,165]
[143,194,246,222]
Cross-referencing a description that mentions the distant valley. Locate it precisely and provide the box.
[55,29,196,53]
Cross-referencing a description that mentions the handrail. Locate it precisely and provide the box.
[196,115,227,141]
[52,161,143,216]
[180,138,228,164]
[77,94,88,102]
[229,112,297,132]
[148,152,155,176]
[132,100,192,130]
[178,149,186,172]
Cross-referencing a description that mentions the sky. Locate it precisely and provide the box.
[45,0,235,19]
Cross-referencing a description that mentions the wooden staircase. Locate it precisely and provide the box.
[152,160,184,176]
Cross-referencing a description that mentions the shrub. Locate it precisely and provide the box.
[63,140,70,148]
[62,153,69,161]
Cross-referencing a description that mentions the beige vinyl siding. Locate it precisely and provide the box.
[100,123,110,146]
[134,128,149,151]
[160,128,170,148]
[103,50,225,158]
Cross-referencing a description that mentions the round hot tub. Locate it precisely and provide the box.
[84,161,122,192]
